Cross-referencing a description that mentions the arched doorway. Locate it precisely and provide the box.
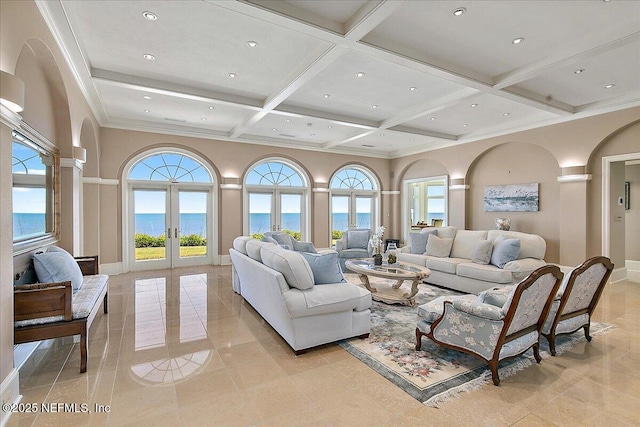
[123,149,217,271]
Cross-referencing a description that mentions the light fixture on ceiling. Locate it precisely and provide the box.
[371,104,378,109]
[430,117,436,121]
[574,69,585,74]
[143,53,156,60]
[512,37,525,45]
[604,83,615,89]
[503,113,510,116]
[327,125,332,129]
[356,72,365,78]
[362,144,374,148]
[144,109,150,113]
[201,118,207,121]
[409,87,417,91]
[228,73,237,78]
[453,7,466,16]
[310,133,315,136]
[209,106,214,110]
[285,119,290,122]
[247,41,258,48]
[462,124,468,127]
[323,94,331,98]
[143,95,151,100]
[0,70,25,113]
[471,103,478,107]
[380,133,385,137]
[142,11,157,21]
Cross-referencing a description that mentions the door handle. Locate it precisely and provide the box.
[272,224,276,231]
[277,224,281,231]
[167,228,171,239]
[175,228,178,238]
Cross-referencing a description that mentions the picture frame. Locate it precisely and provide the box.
[483,183,539,212]
[625,181,630,210]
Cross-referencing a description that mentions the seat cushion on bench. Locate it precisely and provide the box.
[14,274,109,327]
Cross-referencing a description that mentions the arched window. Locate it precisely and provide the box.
[129,152,212,182]
[244,159,310,239]
[330,166,379,241]
[124,149,216,271]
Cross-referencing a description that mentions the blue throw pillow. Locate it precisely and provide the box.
[490,236,520,269]
[33,247,84,291]
[410,229,437,254]
[300,251,346,285]
[293,241,317,253]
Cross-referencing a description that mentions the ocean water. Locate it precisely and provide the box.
[13,213,46,239]
[249,212,372,234]
[135,213,207,236]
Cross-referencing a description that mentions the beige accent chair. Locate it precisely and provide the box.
[542,256,614,356]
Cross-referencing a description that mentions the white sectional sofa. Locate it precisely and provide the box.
[229,236,372,354]
[398,227,547,294]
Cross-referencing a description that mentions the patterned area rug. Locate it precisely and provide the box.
[339,275,615,407]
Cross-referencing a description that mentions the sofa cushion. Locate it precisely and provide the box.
[33,248,84,291]
[300,251,346,285]
[425,235,453,258]
[487,230,545,260]
[426,257,467,274]
[490,235,520,268]
[268,232,295,248]
[471,239,493,265]
[260,245,315,290]
[282,283,370,318]
[396,252,428,267]
[246,239,276,262]
[409,231,434,254]
[456,263,513,284]
[450,230,488,259]
[232,236,253,255]
[347,230,370,249]
[338,248,369,260]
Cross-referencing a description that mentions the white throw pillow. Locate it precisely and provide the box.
[471,239,493,265]
[424,235,454,258]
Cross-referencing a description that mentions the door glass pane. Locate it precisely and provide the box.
[331,195,349,244]
[249,193,272,237]
[355,197,372,229]
[280,193,301,237]
[179,191,207,258]
[134,190,166,261]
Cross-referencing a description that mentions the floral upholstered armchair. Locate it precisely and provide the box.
[541,256,613,355]
[335,228,373,271]
[415,265,563,385]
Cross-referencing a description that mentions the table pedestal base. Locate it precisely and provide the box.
[357,274,419,307]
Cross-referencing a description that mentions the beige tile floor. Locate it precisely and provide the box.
[7,265,640,427]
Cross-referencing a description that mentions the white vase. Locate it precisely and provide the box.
[495,218,511,231]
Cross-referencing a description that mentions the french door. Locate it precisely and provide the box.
[247,190,303,237]
[331,193,374,234]
[131,184,212,270]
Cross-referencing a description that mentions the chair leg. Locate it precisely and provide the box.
[415,328,423,351]
[80,323,88,373]
[488,360,500,386]
[533,342,542,363]
[584,324,592,342]
[546,334,557,356]
[103,292,109,314]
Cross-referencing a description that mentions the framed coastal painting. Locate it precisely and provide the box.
[483,183,539,212]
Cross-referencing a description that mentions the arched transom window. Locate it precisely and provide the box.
[331,168,376,190]
[129,152,212,183]
[246,162,304,187]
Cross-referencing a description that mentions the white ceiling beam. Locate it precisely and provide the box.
[494,28,640,89]
[344,1,406,41]
[270,106,378,130]
[388,126,457,141]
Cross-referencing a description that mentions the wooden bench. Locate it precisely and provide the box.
[14,255,109,373]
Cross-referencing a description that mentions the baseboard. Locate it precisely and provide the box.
[627,260,640,282]
[1,369,22,427]
[610,267,628,283]
[219,255,231,265]
[100,262,123,275]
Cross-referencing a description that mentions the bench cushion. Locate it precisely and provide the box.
[14,275,109,327]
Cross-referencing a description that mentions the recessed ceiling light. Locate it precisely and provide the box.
[228,73,237,78]
[371,104,378,109]
[512,37,525,45]
[247,41,258,48]
[143,53,155,60]
[144,109,150,113]
[272,128,277,131]
[327,125,332,129]
[604,83,615,89]
[323,94,331,98]
[430,117,436,121]
[310,133,315,136]
[356,72,365,78]
[410,138,415,141]
[285,119,290,122]
[462,124,468,127]
[209,106,215,110]
[409,87,417,91]
[201,118,207,121]
[143,95,151,100]
[453,7,466,16]
[471,103,478,107]
[503,113,510,116]
[380,133,385,137]
[574,69,586,74]
[142,11,157,21]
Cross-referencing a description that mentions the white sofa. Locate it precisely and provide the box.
[398,227,547,294]
[229,236,372,353]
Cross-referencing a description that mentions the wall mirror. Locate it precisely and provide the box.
[12,130,60,254]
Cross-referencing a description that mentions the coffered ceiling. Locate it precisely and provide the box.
[36,0,640,158]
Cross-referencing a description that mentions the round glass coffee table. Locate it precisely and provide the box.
[345,259,431,307]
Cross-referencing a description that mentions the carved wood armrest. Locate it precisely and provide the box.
[14,281,72,321]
